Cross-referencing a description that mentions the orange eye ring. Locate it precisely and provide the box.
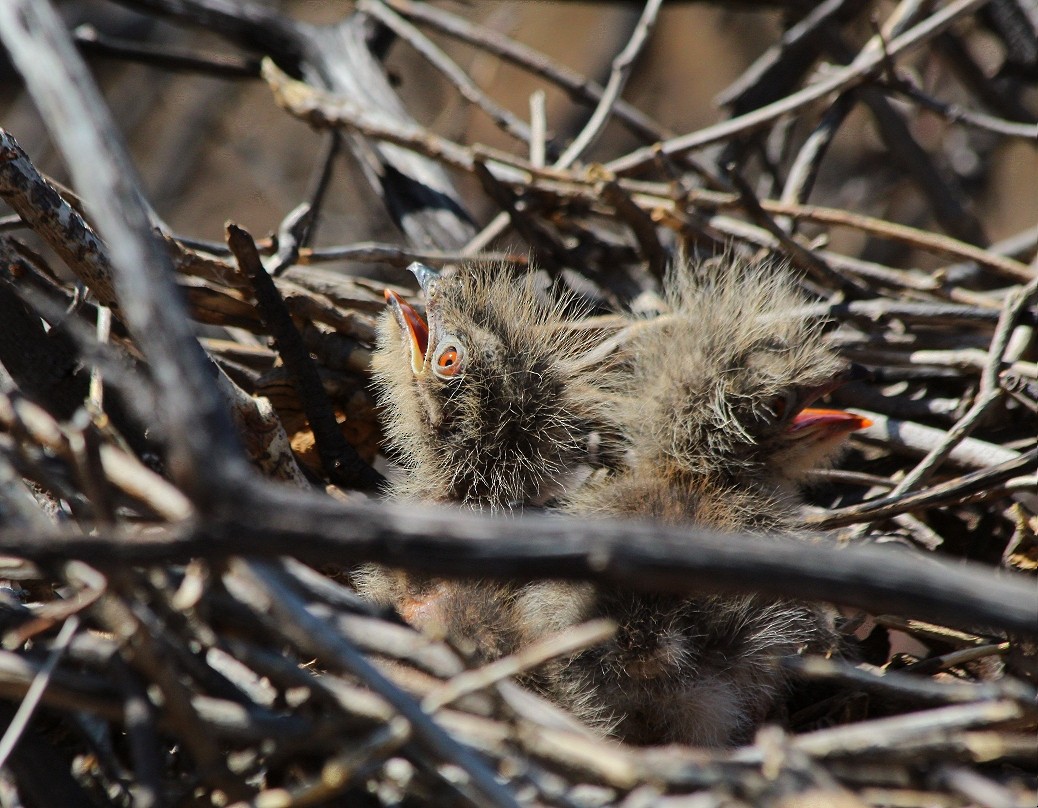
[436,346,462,376]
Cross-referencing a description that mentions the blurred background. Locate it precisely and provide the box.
[3,0,1034,277]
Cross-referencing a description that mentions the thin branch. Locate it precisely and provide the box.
[227,223,384,490]
[606,0,995,174]
[555,0,664,167]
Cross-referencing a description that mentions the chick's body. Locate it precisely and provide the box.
[521,260,867,746]
[360,258,867,748]
[356,264,618,659]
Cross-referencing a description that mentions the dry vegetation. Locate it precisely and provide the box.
[0,0,1036,806]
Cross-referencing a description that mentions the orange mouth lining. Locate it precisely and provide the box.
[385,289,429,361]
[789,407,872,435]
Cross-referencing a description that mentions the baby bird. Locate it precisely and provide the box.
[372,262,616,508]
[571,258,871,528]
[518,258,872,746]
[355,262,618,651]
[360,256,869,748]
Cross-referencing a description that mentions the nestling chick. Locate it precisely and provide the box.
[520,258,872,746]
[372,262,616,508]
[570,259,871,528]
[355,262,618,655]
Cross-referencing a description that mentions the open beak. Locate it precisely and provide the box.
[384,289,429,375]
[382,264,443,375]
[788,407,872,440]
[408,261,440,295]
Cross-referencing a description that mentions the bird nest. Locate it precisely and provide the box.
[0,1,1035,806]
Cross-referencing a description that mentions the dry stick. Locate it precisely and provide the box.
[260,57,1033,283]
[270,130,341,278]
[382,0,672,145]
[939,764,1024,808]
[259,719,411,808]
[1,489,1035,637]
[300,243,527,267]
[805,448,1037,528]
[724,163,871,297]
[74,23,261,78]
[597,176,668,282]
[819,0,989,246]
[784,701,1027,760]
[853,409,1021,469]
[263,58,488,174]
[0,1,254,504]
[529,90,547,169]
[0,646,325,743]
[780,92,856,212]
[662,190,1034,282]
[471,160,572,272]
[884,278,1038,496]
[4,136,309,487]
[556,0,663,166]
[96,584,252,800]
[227,224,384,490]
[231,559,522,808]
[883,78,1038,139]
[0,615,79,771]
[467,0,664,257]
[110,659,164,808]
[553,172,1032,281]
[900,642,1011,676]
[715,0,858,110]
[0,131,119,309]
[783,656,1031,706]
[794,299,1005,326]
[422,619,617,713]
[358,0,532,146]
[607,0,995,174]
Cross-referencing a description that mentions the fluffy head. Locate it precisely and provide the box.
[620,258,867,496]
[372,263,619,508]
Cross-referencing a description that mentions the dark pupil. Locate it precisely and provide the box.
[442,349,455,366]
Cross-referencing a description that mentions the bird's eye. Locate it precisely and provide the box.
[432,340,465,379]
[769,391,799,422]
[438,348,458,369]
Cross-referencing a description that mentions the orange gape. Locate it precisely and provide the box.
[791,407,872,433]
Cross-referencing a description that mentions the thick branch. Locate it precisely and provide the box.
[0,0,254,504]
[0,490,1034,638]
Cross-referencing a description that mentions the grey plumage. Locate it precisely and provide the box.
[371,264,619,509]
[355,262,619,660]
[534,257,868,745]
[360,257,869,746]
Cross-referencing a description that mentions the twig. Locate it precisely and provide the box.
[422,619,616,712]
[381,0,672,145]
[0,490,1035,637]
[270,131,341,277]
[805,449,1036,528]
[0,615,79,770]
[358,0,534,146]
[229,559,522,808]
[555,0,663,167]
[853,409,1022,469]
[882,278,1037,494]
[606,0,996,174]
[227,223,383,490]
[74,23,261,78]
